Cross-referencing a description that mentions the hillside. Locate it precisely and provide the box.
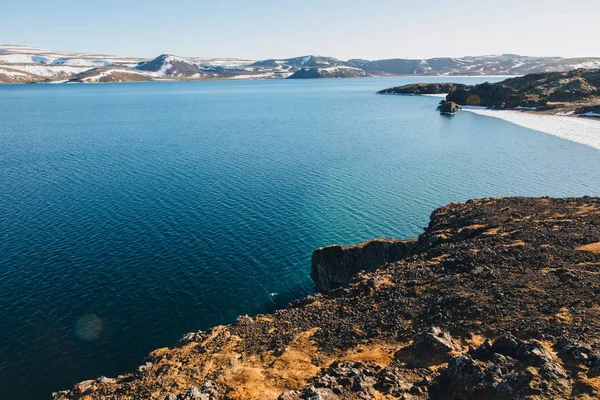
[349,55,600,76]
[2,45,600,84]
[287,66,370,79]
[53,197,600,399]
[378,69,600,115]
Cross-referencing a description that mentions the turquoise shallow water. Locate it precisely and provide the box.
[1,77,599,399]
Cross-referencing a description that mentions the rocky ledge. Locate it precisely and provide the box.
[377,69,600,116]
[377,83,459,96]
[54,197,600,399]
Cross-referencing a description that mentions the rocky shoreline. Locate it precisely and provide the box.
[54,197,600,399]
[377,69,600,117]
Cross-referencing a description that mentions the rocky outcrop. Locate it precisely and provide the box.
[377,83,458,95]
[311,238,415,292]
[431,335,573,399]
[378,69,600,115]
[53,197,600,399]
[437,101,462,115]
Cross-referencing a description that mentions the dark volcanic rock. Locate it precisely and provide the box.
[311,238,415,292]
[379,69,600,115]
[54,197,600,400]
[412,327,461,358]
[438,101,462,115]
[431,335,571,399]
[377,82,458,95]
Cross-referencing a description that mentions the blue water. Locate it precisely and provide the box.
[1,77,599,399]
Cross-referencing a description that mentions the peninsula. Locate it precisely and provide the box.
[377,69,600,117]
[54,197,600,399]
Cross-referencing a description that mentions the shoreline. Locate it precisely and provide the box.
[0,74,520,85]
[461,107,600,150]
[53,197,600,400]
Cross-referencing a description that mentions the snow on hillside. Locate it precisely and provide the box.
[74,68,152,83]
[6,64,91,78]
[191,58,253,68]
[0,45,145,68]
[0,67,28,78]
[1,44,599,84]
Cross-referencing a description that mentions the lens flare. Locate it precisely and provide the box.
[75,314,103,341]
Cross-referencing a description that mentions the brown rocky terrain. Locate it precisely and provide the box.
[67,68,153,83]
[53,197,600,399]
[378,70,600,116]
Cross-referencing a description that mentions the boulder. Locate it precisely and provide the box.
[438,101,462,115]
[431,335,571,399]
[412,327,461,357]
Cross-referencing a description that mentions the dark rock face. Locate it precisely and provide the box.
[54,197,600,400]
[377,82,458,95]
[378,69,600,114]
[311,238,415,292]
[438,101,462,115]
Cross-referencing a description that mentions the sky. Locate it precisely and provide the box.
[1,0,599,60]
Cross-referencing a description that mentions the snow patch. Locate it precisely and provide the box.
[319,66,364,72]
[463,108,600,150]
[0,54,41,64]
[0,68,28,77]
[6,64,91,77]
[79,69,149,82]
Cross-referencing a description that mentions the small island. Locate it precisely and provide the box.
[437,101,462,115]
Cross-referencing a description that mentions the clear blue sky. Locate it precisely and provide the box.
[2,0,599,60]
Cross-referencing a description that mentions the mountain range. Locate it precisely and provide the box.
[1,44,600,84]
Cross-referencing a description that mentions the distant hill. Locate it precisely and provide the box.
[351,54,600,76]
[288,65,370,79]
[1,45,600,84]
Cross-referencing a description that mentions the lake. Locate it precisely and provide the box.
[1,77,599,399]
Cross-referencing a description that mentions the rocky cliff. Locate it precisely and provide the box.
[311,238,414,293]
[377,83,459,96]
[377,69,600,116]
[53,197,600,399]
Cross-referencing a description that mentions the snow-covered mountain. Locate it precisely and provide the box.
[288,65,370,79]
[348,54,600,76]
[1,45,599,84]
